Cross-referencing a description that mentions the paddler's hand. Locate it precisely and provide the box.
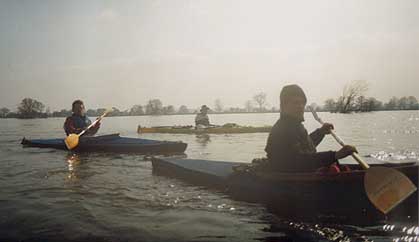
[335,145,358,160]
[93,119,101,128]
[320,123,334,135]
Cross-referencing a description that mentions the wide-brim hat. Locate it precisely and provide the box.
[200,105,210,112]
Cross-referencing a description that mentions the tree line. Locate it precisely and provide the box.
[319,80,419,113]
[0,92,275,119]
[1,84,418,119]
[0,99,187,119]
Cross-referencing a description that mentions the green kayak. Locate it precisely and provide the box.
[137,123,272,134]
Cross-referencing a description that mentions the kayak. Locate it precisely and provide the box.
[137,124,272,134]
[22,133,187,154]
[151,157,418,224]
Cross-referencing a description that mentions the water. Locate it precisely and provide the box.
[0,111,418,241]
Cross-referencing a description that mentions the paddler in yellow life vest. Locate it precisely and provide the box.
[195,105,211,128]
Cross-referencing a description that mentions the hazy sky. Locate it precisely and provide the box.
[1,0,418,111]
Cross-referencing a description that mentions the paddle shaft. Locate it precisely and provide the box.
[308,107,417,215]
[310,111,370,169]
[78,111,109,137]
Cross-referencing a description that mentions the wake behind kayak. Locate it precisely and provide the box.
[22,133,187,154]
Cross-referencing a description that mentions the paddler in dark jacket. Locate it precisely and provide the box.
[195,105,211,127]
[265,84,357,172]
[64,100,100,136]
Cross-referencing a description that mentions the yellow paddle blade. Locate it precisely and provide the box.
[364,166,417,214]
[64,134,80,150]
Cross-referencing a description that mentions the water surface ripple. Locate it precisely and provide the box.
[1,111,418,241]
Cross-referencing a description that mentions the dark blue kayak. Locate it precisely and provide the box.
[152,157,418,224]
[22,133,187,154]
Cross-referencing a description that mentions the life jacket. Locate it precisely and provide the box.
[316,163,351,174]
[64,114,92,135]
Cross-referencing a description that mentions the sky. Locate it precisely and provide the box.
[1,0,418,111]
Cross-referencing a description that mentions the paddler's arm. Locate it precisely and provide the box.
[84,117,100,136]
[291,150,337,171]
[290,144,357,172]
[266,129,336,171]
[268,145,337,172]
[309,123,334,147]
[86,122,100,136]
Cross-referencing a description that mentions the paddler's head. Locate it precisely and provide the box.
[72,99,86,116]
[280,84,307,121]
[200,105,210,114]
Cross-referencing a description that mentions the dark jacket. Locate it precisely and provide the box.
[195,113,210,126]
[265,114,337,172]
[64,114,98,136]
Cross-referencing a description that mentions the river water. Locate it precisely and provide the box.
[0,111,418,241]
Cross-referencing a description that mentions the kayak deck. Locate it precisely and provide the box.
[22,133,187,154]
[152,157,419,224]
[137,124,272,134]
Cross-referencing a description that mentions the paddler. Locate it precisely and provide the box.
[195,105,211,127]
[64,100,100,136]
[265,84,357,172]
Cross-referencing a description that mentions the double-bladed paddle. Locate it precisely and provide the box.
[64,109,112,150]
[309,107,417,214]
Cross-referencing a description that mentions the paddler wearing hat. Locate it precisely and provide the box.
[264,84,357,172]
[195,105,211,128]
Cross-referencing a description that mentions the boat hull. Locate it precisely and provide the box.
[22,134,187,154]
[152,157,418,224]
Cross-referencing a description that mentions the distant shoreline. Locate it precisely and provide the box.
[1,109,418,120]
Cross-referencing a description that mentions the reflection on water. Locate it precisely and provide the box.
[195,134,211,147]
[382,224,419,242]
[66,154,80,180]
[261,216,372,242]
[259,218,419,242]
[368,151,419,162]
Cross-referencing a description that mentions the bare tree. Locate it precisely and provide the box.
[17,98,45,118]
[109,107,122,116]
[366,97,383,111]
[45,107,51,117]
[385,97,399,110]
[323,99,337,112]
[0,108,10,118]
[178,105,189,114]
[145,99,163,115]
[130,105,144,116]
[337,80,369,113]
[356,95,366,112]
[253,92,267,112]
[406,96,418,110]
[245,100,254,112]
[163,105,176,114]
[214,99,223,113]
[356,96,382,112]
